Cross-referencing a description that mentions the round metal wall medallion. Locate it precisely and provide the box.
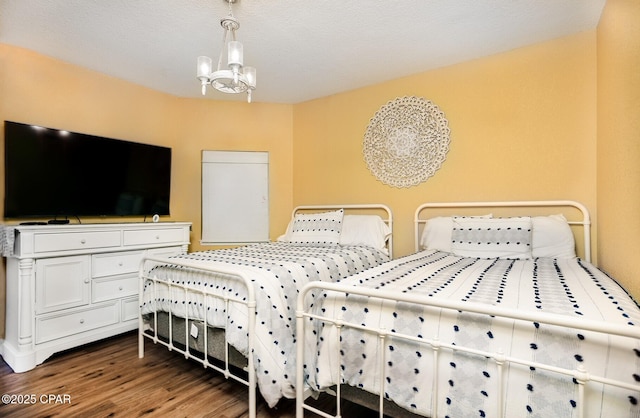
[363,96,450,188]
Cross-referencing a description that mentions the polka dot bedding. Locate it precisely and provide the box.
[140,241,390,407]
[305,249,640,418]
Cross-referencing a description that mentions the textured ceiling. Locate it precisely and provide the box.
[0,0,606,104]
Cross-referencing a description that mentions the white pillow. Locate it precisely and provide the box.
[287,208,344,245]
[451,216,533,259]
[339,215,391,253]
[531,214,576,259]
[420,215,492,252]
[277,221,294,242]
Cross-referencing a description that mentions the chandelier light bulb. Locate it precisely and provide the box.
[228,41,243,67]
[197,56,213,95]
[197,56,213,78]
[244,66,256,88]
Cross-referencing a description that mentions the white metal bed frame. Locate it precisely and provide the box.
[137,204,393,418]
[296,201,640,418]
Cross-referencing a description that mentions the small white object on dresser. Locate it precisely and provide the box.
[1,222,191,372]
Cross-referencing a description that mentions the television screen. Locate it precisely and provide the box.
[4,121,171,219]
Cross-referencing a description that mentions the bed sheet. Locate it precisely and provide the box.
[305,250,640,418]
[140,242,389,407]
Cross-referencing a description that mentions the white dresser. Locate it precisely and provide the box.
[2,222,191,372]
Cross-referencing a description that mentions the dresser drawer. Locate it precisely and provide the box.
[92,251,144,277]
[35,302,120,344]
[123,228,185,247]
[121,297,139,322]
[34,230,121,253]
[92,274,138,302]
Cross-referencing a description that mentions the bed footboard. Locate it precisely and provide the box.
[296,282,640,418]
[138,255,257,418]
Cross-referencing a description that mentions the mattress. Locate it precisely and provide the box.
[145,312,248,369]
[140,241,390,407]
[304,250,640,418]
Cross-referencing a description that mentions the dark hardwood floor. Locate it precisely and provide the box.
[0,331,378,418]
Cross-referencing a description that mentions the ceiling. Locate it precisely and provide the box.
[0,0,606,104]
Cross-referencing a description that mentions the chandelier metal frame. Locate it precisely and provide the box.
[197,0,256,102]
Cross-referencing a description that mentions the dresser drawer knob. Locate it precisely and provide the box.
[79,319,85,324]
[118,286,123,291]
[80,239,86,244]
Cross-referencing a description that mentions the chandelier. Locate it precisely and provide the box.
[197,0,256,103]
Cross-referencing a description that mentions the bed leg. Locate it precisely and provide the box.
[248,301,257,418]
[296,312,305,418]
[138,262,145,359]
[138,326,145,358]
[249,385,256,418]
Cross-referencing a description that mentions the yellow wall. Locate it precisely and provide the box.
[0,44,294,337]
[597,0,640,298]
[1,3,639,341]
[293,31,598,258]
[0,44,294,245]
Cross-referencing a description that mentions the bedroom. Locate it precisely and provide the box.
[0,0,639,416]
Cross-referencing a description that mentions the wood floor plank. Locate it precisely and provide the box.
[0,331,378,418]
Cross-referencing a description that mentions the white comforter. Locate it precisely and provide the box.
[140,242,389,407]
[305,250,640,418]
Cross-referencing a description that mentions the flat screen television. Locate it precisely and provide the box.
[4,121,172,219]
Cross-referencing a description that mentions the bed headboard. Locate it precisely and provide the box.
[291,204,393,257]
[414,200,591,262]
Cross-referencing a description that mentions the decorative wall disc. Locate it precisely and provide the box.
[363,96,450,188]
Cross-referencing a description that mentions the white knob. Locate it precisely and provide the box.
[79,319,85,324]
[80,239,86,244]
[118,286,123,291]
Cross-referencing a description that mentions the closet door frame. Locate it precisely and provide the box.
[201,150,269,245]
